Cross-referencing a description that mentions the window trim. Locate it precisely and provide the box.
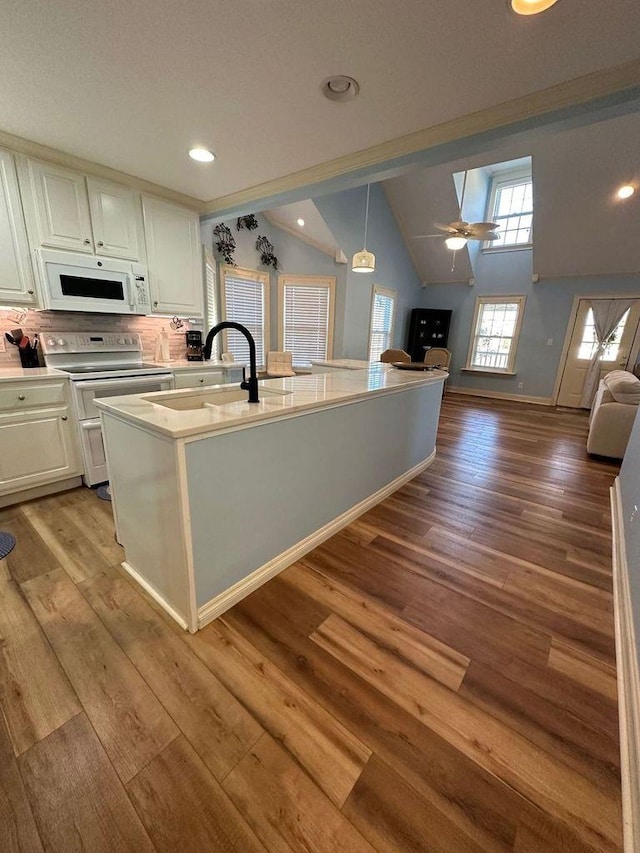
[277,274,336,365]
[220,264,270,367]
[203,247,219,333]
[368,285,397,363]
[465,294,526,375]
[483,168,533,253]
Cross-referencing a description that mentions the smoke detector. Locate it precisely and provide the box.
[322,76,360,102]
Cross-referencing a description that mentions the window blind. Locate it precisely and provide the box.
[282,282,332,367]
[204,249,218,335]
[369,289,396,362]
[471,300,521,370]
[223,271,266,366]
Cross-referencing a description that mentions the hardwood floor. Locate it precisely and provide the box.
[0,394,623,852]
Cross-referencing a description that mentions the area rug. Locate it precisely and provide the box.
[96,484,112,502]
[0,531,17,559]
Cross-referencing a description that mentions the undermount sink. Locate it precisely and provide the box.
[143,386,291,411]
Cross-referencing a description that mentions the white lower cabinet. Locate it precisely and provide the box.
[0,378,82,497]
[172,368,224,389]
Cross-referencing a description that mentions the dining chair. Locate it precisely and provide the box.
[380,349,411,363]
[265,351,296,377]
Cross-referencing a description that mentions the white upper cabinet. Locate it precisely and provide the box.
[0,148,37,305]
[142,195,203,316]
[25,159,94,253]
[86,177,141,260]
[21,158,144,261]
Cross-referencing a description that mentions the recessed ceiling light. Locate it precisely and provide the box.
[321,76,360,102]
[188,147,215,163]
[617,184,635,199]
[297,218,305,227]
[510,0,559,14]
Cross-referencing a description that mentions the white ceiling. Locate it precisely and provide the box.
[264,200,344,260]
[1,0,640,203]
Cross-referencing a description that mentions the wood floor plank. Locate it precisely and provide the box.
[222,732,375,853]
[0,577,80,756]
[0,708,43,853]
[184,615,371,808]
[18,712,154,852]
[80,567,264,780]
[548,637,618,701]
[514,805,606,853]
[283,565,469,690]
[22,568,178,783]
[20,497,111,584]
[56,490,125,565]
[127,734,266,853]
[343,753,488,853]
[227,587,530,853]
[0,512,63,584]
[311,613,622,852]
[459,659,620,793]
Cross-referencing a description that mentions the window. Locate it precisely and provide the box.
[220,265,269,367]
[578,307,630,361]
[485,171,533,249]
[204,248,219,332]
[368,286,397,362]
[278,275,336,368]
[466,295,526,373]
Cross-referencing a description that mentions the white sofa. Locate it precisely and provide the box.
[587,370,640,459]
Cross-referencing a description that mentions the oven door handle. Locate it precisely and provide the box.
[74,375,173,394]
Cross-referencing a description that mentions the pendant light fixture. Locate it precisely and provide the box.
[352,184,375,273]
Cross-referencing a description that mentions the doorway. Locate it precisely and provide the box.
[556,297,640,408]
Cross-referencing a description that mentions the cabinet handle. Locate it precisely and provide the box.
[97,241,104,247]
[199,378,204,383]
[153,301,158,307]
[84,238,91,245]
[17,394,26,401]
[61,416,68,421]
[27,289,34,294]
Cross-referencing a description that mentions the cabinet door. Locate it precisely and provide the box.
[27,159,94,252]
[0,408,81,495]
[87,177,141,261]
[142,196,203,316]
[173,369,224,389]
[0,149,37,305]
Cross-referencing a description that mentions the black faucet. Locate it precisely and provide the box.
[203,321,259,403]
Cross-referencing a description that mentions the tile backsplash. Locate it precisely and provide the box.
[0,308,202,365]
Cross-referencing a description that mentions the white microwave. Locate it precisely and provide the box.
[35,249,152,315]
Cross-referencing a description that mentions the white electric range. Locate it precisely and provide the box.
[41,331,174,485]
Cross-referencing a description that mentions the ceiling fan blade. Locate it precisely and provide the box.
[433,223,455,232]
[483,232,500,241]
[410,234,443,239]
[470,222,499,231]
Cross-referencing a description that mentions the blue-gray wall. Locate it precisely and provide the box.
[421,246,640,399]
[618,408,640,677]
[315,184,423,359]
[200,212,346,356]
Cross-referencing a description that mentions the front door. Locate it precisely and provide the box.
[556,298,640,408]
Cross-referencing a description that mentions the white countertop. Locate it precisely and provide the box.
[311,359,371,370]
[0,365,66,381]
[95,364,447,440]
[149,359,246,370]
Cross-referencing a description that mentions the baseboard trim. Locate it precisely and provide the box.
[120,560,190,631]
[447,386,553,406]
[611,479,640,853]
[0,475,83,508]
[197,449,436,629]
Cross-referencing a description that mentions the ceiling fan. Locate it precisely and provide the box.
[411,170,500,251]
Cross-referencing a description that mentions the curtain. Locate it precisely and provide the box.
[580,299,635,408]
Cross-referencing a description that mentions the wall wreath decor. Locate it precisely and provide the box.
[212,223,236,265]
[256,235,279,270]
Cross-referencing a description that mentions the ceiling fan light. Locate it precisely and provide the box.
[445,236,468,251]
[510,0,559,14]
[351,249,376,273]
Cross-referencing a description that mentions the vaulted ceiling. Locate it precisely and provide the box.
[1,0,640,207]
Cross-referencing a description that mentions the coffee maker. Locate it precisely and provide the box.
[185,330,203,361]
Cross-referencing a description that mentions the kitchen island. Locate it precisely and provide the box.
[96,364,446,631]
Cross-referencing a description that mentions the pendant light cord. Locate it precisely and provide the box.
[363,183,370,249]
